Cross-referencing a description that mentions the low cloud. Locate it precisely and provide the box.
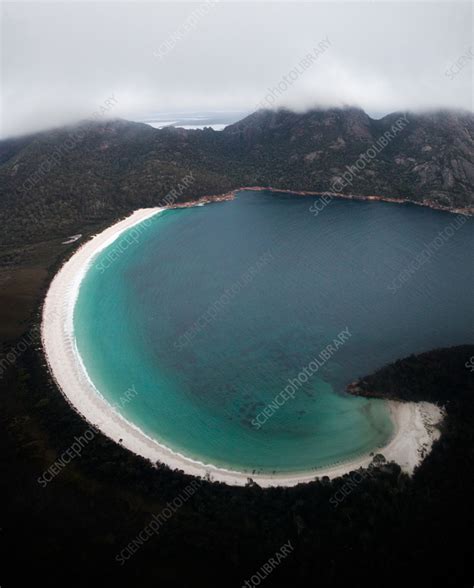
[1,1,472,138]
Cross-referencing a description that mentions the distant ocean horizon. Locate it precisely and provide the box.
[134,108,389,132]
[73,190,474,475]
[137,110,248,131]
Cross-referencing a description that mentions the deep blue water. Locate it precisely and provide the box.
[74,190,474,474]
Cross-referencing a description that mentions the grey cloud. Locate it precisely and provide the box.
[1,1,472,138]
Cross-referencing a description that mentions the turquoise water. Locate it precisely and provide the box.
[74,190,474,474]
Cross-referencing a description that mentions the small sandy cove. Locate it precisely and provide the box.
[42,207,444,487]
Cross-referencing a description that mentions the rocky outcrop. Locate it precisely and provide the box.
[0,107,472,248]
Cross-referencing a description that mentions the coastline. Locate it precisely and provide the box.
[189,186,474,216]
[42,205,444,488]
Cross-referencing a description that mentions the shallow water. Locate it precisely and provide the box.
[74,190,474,474]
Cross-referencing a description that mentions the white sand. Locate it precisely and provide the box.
[42,208,445,487]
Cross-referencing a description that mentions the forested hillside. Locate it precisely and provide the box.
[1,107,473,250]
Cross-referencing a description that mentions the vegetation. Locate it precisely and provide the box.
[1,108,473,250]
[0,108,473,586]
[1,108,472,340]
[1,334,473,586]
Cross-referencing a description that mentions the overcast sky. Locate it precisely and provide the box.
[1,1,472,138]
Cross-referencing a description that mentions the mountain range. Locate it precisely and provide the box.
[1,106,473,251]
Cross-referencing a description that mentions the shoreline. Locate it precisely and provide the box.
[188,186,473,216]
[42,205,445,488]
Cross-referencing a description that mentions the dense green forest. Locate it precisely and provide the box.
[1,108,473,251]
[0,109,473,586]
[2,108,472,342]
[1,336,473,586]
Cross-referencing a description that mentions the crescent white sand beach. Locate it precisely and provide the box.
[41,207,445,488]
